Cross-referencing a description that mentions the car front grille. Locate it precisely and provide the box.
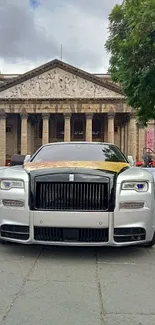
[114,227,146,242]
[34,227,109,242]
[35,182,109,211]
[0,224,29,240]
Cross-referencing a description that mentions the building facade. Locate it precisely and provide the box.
[0,59,152,166]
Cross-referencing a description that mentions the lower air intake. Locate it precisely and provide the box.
[34,227,109,243]
[114,227,146,242]
[0,224,29,240]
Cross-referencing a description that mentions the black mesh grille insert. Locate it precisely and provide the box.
[35,182,109,211]
[114,227,146,243]
[0,224,29,240]
[34,227,109,242]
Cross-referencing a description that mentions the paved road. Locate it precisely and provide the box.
[0,244,155,325]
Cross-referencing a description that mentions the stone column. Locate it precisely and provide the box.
[85,113,93,142]
[42,113,50,145]
[0,110,6,166]
[124,122,128,156]
[30,116,36,154]
[31,125,35,154]
[103,114,108,142]
[138,125,145,161]
[128,113,137,162]
[21,113,28,155]
[108,111,115,144]
[64,113,71,142]
[49,117,54,142]
[117,126,121,149]
[27,118,32,155]
[121,125,125,153]
[127,115,131,156]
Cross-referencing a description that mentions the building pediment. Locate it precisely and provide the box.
[0,59,123,99]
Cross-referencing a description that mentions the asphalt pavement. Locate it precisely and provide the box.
[0,243,155,325]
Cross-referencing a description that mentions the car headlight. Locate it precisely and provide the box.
[0,179,24,190]
[121,181,148,192]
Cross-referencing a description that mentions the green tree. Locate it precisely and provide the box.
[105,0,155,125]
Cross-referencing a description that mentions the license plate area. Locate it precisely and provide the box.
[63,228,79,242]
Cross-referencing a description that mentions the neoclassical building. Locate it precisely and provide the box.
[0,59,153,166]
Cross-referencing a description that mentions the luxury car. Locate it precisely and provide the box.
[0,142,155,247]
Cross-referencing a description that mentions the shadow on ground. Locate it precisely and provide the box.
[0,242,153,263]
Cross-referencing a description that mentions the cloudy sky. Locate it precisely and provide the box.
[0,0,122,74]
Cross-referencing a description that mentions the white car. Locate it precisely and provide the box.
[0,142,155,247]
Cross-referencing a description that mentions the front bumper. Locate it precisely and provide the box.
[0,208,154,247]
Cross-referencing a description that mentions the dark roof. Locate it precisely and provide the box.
[0,59,123,95]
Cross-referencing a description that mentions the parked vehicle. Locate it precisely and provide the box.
[0,142,154,247]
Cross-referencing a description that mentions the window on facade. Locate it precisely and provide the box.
[73,118,84,139]
[56,117,64,138]
[92,118,101,138]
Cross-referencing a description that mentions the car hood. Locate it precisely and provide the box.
[24,161,129,173]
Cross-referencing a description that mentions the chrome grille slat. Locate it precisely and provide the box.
[35,182,109,211]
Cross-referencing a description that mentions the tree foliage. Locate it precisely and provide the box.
[105,0,155,125]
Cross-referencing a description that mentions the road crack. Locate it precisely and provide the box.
[95,249,106,325]
[1,247,43,324]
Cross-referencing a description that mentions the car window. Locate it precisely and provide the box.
[31,143,127,163]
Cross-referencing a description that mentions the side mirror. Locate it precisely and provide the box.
[24,155,31,164]
[127,155,135,167]
[10,154,26,166]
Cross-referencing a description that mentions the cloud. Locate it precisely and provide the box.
[0,0,58,61]
[0,0,121,73]
[30,0,41,9]
[39,0,122,19]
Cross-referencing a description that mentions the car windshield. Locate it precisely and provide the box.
[31,143,127,163]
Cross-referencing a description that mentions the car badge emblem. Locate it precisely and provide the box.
[69,174,74,182]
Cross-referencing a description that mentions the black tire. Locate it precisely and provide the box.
[0,239,9,245]
[143,232,155,248]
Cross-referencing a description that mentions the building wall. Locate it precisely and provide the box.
[0,66,152,166]
[1,112,150,165]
